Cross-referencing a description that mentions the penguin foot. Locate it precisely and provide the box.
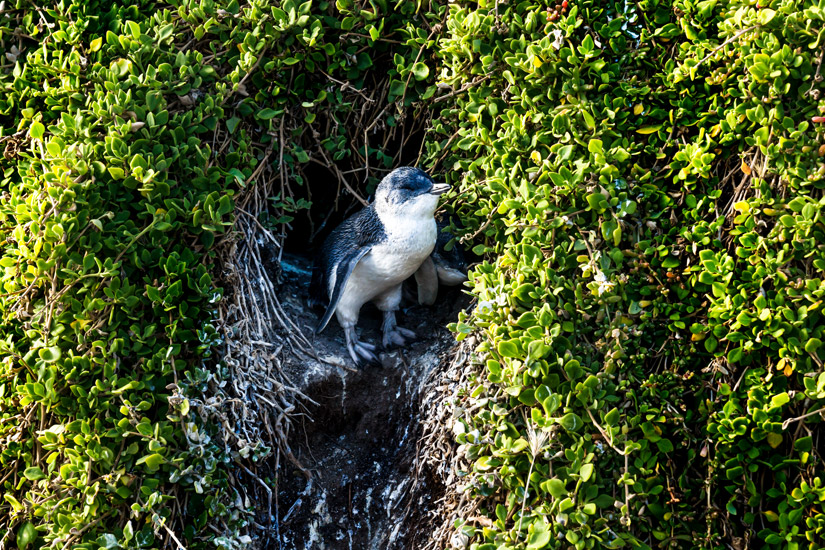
[352,343,380,367]
[383,330,406,348]
[396,326,417,340]
[381,311,417,349]
[383,326,417,348]
[344,326,380,368]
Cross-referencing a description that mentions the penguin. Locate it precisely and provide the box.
[413,218,469,306]
[310,167,450,366]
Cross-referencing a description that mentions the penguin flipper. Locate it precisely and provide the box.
[315,246,372,334]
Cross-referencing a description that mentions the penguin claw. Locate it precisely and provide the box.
[381,310,417,349]
[382,327,417,349]
[345,326,381,368]
[396,327,417,340]
[383,330,407,349]
[353,344,381,368]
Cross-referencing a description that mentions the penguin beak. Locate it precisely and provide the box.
[429,183,451,195]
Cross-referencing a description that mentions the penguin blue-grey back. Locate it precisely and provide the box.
[311,166,450,366]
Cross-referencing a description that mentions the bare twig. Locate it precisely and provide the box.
[585,408,627,456]
[782,407,825,431]
[432,75,491,103]
[695,26,759,70]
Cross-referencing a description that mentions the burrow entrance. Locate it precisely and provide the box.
[269,250,468,550]
[231,110,472,548]
[211,46,470,547]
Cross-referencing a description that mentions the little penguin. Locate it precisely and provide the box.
[310,166,450,366]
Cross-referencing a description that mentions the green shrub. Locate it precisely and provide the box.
[4,0,824,548]
[0,0,436,547]
[421,0,825,548]
[0,2,238,547]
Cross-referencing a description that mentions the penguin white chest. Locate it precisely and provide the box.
[334,216,437,311]
[359,216,437,288]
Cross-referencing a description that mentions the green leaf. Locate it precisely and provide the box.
[586,192,607,212]
[604,408,620,426]
[527,520,551,549]
[770,392,790,408]
[497,340,520,358]
[636,124,662,134]
[412,62,429,81]
[158,24,175,42]
[4,494,23,512]
[46,139,64,157]
[794,436,812,452]
[657,438,674,453]
[138,453,166,471]
[97,534,119,549]
[580,34,595,54]
[257,108,278,120]
[580,463,594,482]
[108,166,125,180]
[17,522,36,550]
[564,359,583,380]
[38,346,61,363]
[23,466,45,480]
[727,347,743,364]
[475,456,499,471]
[559,413,583,431]
[228,168,246,186]
[541,393,561,417]
[758,8,776,25]
[581,109,595,129]
[123,520,134,542]
[30,121,45,140]
[126,20,141,39]
[546,477,566,498]
[726,466,744,480]
[146,91,162,111]
[557,144,575,160]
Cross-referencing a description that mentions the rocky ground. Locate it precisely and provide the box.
[269,253,469,550]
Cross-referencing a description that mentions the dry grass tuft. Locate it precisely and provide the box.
[196,158,320,546]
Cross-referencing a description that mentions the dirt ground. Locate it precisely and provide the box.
[270,253,469,550]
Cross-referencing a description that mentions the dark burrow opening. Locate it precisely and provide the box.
[280,121,430,255]
[267,248,469,550]
[251,110,473,548]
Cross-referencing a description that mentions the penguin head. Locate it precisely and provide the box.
[375,167,450,220]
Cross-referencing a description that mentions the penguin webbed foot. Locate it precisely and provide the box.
[381,311,417,349]
[344,326,381,368]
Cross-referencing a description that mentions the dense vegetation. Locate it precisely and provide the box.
[432,1,825,549]
[0,0,432,547]
[1,0,823,549]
